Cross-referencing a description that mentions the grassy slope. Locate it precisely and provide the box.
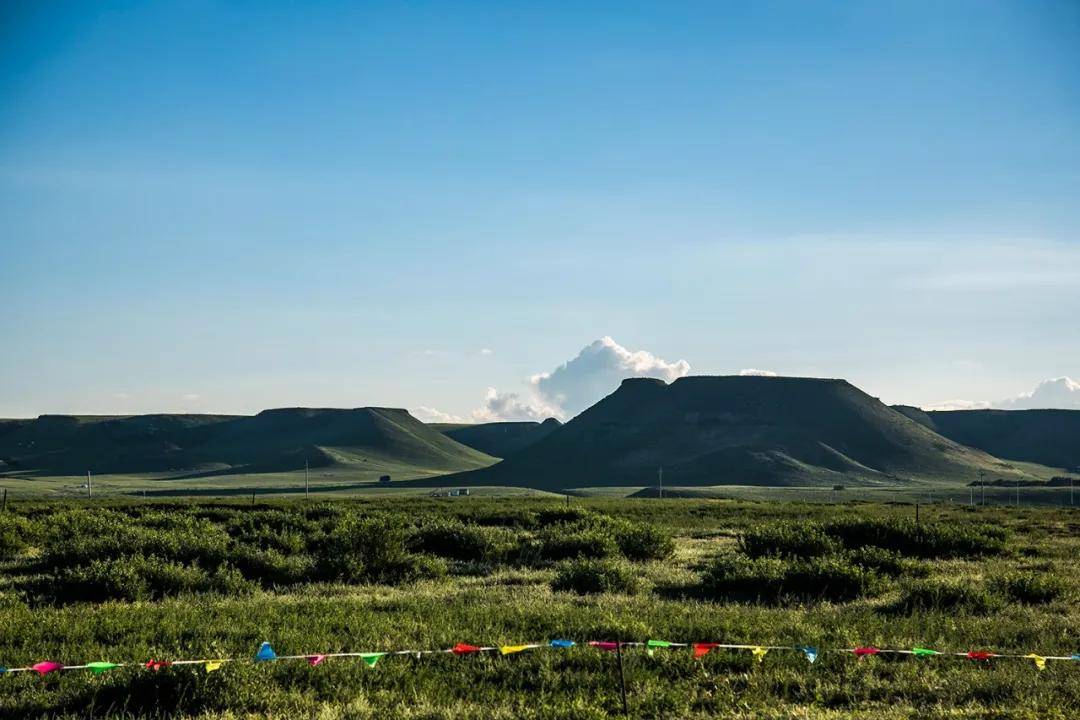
[0,497,1077,719]
[893,407,1080,472]
[0,408,496,480]
[444,376,1030,491]
[431,419,562,459]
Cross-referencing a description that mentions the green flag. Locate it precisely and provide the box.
[86,662,120,674]
[912,648,940,657]
[360,653,386,668]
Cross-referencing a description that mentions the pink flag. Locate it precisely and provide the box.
[853,647,880,659]
[32,661,63,676]
[307,655,327,667]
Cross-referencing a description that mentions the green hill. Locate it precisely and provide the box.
[0,408,496,477]
[430,418,562,458]
[893,406,1080,472]
[441,376,1027,491]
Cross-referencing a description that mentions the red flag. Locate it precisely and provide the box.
[307,655,326,667]
[145,660,172,672]
[693,643,719,659]
[452,643,481,655]
[853,647,880,658]
[967,651,994,662]
[588,641,620,652]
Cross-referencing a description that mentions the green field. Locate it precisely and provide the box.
[1,496,1077,718]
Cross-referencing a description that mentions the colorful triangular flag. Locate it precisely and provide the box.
[145,660,171,672]
[693,643,719,659]
[204,660,224,673]
[853,647,879,659]
[799,646,818,664]
[451,643,481,655]
[1025,654,1046,671]
[307,655,326,667]
[750,646,769,663]
[550,639,575,648]
[500,645,530,655]
[86,662,120,674]
[589,641,620,652]
[912,648,940,657]
[32,661,63,676]
[360,652,386,668]
[255,642,277,662]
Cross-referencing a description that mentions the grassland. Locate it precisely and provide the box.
[0,496,1077,718]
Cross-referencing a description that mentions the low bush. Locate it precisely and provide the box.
[410,520,517,563]
[0,514,35,559]
[229,546,315,587]
[613,521,675,561]
[700,554,884,603]
[993,571,1065,605]
[318,513,446,584]
[551,558,641,595]
[892,578,1003,614]
[537,525,619,562]
[740,523,840,559]
[823,517,1007,559]
[51,556,254,602]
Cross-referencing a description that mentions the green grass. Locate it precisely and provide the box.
[0,497,1077,718]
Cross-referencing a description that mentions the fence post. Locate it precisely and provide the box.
[615,641,628,716]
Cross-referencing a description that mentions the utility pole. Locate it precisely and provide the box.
[1016,479,1020,508]
[305,458,310,499]
[1071,476,1074,506]
[657,466,663,499]
[87,470,92,500]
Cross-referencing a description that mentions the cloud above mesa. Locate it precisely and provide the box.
[925,376,1080,411]
[416,337,692,423]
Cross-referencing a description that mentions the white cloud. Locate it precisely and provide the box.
[479,348,494,356]
[471,337,691,422]
[923,399,993,411]
[994,377,1080,410]
[470,388,559,422]
[924,376,1080,411]
[530,337,690,418]
[413,406,467,423]
[738,368,778,377]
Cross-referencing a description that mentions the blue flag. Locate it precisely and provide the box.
[800,646,818,663]
[255,642,278,662]
[550,639,576,648]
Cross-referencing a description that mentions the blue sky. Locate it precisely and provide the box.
[2,1,1078,418]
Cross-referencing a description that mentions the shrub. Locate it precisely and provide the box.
[0,514,35,560]
[892,578,1003,614]
[822,518,1007,559]
[410,520,517,563]
[613,521,675,561]
[52,556,255,603]
[700,554,884,603]
[551,558,641,595]
[537,526,619,562]
[740,523,841,559]
[846,546,921,577]
[318,513,445,584]
[993,572,1065,605]
[229,546,315,586]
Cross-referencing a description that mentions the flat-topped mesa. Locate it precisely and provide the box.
[444,374,1023,491]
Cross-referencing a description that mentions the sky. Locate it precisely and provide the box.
[1,1,1079,420]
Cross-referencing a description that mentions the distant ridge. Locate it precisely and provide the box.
[893,406,1080,471]
[0,408,495,477]
[442,375,1025,490]
[431,418,562,459]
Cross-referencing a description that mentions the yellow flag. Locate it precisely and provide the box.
[500,645,530,655]
[204,660,224,673]
[751,646,769,663]
[1025,654,1046,671]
